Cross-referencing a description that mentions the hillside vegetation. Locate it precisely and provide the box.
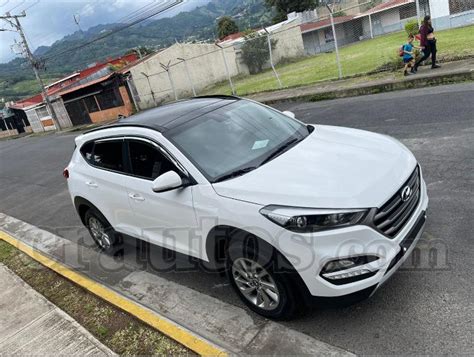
[0,0,272,105]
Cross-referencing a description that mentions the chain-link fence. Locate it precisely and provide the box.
[127,0,474,110]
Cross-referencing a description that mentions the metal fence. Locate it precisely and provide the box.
[127,0,474,110]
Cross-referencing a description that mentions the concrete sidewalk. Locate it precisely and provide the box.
[247,58,474,104]
[0,264,115,356]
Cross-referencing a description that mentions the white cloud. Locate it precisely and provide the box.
[0,0,209,63]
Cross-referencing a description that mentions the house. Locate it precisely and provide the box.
[300,15,358,55]
[0,104,31,137]
[56,72,134,126]
[10,54,138,132]
[354,0,425,39]
[301,0,430,55]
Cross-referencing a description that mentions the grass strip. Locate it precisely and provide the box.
[0,240,193,356]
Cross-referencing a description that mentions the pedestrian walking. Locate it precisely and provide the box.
[413,15,441,72]
[401,34,418,76]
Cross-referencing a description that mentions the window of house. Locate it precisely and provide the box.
[128,140,175,180]
[92,140,124,172]
[449,0,474,14]
[95,88,124,110]
[83,96,100,113]
[324,27,334,42]
[400,4,417,19]
[36,106,50,119]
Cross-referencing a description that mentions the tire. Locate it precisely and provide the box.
[226,233,299,319]
[84,208,123,255]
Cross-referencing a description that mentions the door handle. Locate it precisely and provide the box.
[128,193,145,202]
[86,181,98,188]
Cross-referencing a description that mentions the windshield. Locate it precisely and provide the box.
[165,100,309,182]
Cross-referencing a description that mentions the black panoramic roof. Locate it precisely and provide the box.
[85,96,240,134]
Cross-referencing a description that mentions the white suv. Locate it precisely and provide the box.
[66,96,428,318]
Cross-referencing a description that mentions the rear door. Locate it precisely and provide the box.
[78,138,134,234]
[123,137,199,257]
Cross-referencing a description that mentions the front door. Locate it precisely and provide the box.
[123,138,199,257]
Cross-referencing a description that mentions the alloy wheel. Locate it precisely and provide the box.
[232,258,280,311]
[88,216,112,249]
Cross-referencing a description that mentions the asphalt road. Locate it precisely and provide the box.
[1,83,473,355]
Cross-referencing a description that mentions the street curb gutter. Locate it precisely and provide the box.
[0,230,227,356]
[248,69,474,105]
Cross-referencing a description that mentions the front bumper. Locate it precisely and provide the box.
[275,176,429,298]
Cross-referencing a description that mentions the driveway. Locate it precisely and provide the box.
[0,83,473,355]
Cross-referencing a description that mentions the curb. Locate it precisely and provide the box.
[248,69,474,105]
[0,230,227,356]
[0,212,355,356]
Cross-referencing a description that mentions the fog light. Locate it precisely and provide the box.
[320,255,379,285]
[323,259,355,273]
[321,255,379,274]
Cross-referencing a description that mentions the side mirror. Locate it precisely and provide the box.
[283,110,296,119]
[152,171,183,193]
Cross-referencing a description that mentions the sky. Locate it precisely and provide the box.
[0,0,211,63]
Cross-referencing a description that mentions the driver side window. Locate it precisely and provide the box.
[127,139,176,180]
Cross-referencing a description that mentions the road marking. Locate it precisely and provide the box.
[0,230,227,356]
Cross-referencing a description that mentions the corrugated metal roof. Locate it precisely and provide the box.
[300,15,355,33]
[355,0,414,18]
[57,73,114,96]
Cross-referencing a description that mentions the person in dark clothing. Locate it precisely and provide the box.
[414,15,441,72]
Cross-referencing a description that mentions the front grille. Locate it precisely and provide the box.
[374,166,420,238]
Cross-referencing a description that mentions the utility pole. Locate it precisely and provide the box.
[1,11,62,130]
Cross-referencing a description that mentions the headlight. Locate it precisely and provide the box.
[259,205,368,233]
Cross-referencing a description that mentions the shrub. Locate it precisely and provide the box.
[333,11,347,17]
[405,19,419,36]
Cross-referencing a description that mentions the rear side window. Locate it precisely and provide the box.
[128,140,176,180]
[91,140,124,172]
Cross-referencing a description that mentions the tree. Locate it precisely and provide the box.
[217,16,239,40]
[241,31,277,75]
[265,0,318,23]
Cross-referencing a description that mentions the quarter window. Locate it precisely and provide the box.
[128,140,176,180]
[92,140,124,172]
[80,142,94,163]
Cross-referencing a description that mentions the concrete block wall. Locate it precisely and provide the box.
[130,43,239,110]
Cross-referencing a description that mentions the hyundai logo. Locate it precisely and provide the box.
[401,186,412,202]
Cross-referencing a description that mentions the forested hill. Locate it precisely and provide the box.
[0,0,273,104]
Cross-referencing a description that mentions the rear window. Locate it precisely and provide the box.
[92,140,124,172]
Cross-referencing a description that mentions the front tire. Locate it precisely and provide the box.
[84,209,122,255]
[227,235,298,319]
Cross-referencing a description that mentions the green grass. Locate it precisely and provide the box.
[205,25,474,96]
[0,240,192,356]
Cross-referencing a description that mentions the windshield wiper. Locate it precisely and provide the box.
[259,138,300,166]
[213,166,258,183]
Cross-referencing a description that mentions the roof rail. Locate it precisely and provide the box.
[192,95,241,100]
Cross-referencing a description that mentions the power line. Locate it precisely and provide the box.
[6,0,24,13]
[20,0,39,12]
[42,0,182,61]
[0,11,62,130]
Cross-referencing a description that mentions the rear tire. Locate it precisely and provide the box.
[226,234,299,319]
[84,209,122,255]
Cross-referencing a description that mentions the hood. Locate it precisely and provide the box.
[212,125,417,208]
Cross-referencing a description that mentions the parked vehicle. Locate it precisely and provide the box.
[65,96,428,318]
